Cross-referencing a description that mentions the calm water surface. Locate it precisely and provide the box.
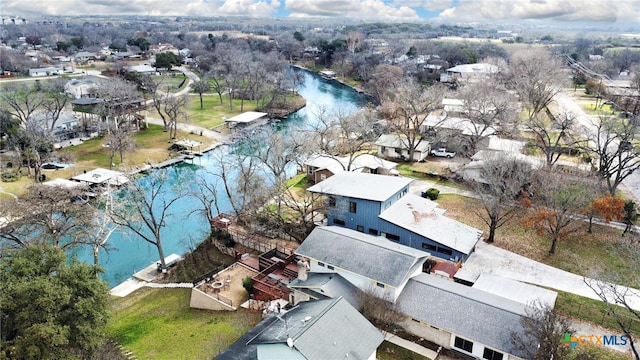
[74,70,367,287]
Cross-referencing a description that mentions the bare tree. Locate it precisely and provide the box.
[511,301,574,360]
[507,48,566,123]
[523,173,592,254]
[381,79,445,161]
[586,112,640,195]
[473,155,534,243]
[345,31,364,56]
[163,94,189,140]
[456,81,519,154]
[306,106,382,170]
[106,126,136,168]
[0,83,45,126]
[108,170,188,272]
[0,183,96,251]
[527,109,579,168]
[94,77,141,132]
[366,64,404,104]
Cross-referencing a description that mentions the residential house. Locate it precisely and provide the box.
[64,77,101,99]
[304,153,398,183]
[375,134,431,162]
[396,273,532,360]
[440,63,498,83]
[289,227,543,360]
[28,66,64,77]
[292,226,429,302]
[72,51,97,64]
[307,172,482,262]
[215,297,384,360]
[422,113,497,153]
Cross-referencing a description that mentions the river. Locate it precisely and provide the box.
[73,69,367,287]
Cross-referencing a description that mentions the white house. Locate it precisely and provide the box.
[28,67,64,77]
[440,63,499,83]
[304,153,398,183]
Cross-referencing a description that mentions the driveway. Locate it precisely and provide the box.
[461,241,640,312]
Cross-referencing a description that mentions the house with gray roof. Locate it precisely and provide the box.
[288,273,361,308]
[375,134,431,162]
[294,226,429,302]
[304,153,398,183]
[215,297,383,360]
[396,273,532,360]
[307,172,482,262]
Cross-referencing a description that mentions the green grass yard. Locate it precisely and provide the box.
[108,288,261,360]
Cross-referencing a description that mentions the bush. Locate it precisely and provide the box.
[422,188,440,200]
[1,172,19,182]
[242,276,253,294]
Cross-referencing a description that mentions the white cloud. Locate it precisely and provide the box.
[436,0,640,23]
[1,0,281,17]
[284,0,419,19]
[437,7,456,19]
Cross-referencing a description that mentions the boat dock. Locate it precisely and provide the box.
[151,156,186,169]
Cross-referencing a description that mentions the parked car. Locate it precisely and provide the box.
[430,148,456,158]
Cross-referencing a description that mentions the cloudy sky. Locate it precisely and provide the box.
[3,0,640,25]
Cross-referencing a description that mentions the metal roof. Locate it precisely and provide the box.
[224,111,268,123]
[472,273,558,309]
[295,226,429,288]
[307,172,413,202]
[305,153,397,175]
[379,193,481,255]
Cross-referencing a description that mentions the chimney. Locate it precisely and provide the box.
[297,259,310,282]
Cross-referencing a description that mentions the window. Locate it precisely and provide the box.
[333,218,345,226]
[329,196,336,207]
[386,233,400,241]
[483,348,503,360]
[320,174,327,180]
[376,282,385,288]
[438,247,453,256]
[369,228,379,236]
[327,265,335,270]
[381,146,386,153]
[349,201,357,213]
[307,166,314,175]
[318,262,325,267]
[356,225,364,233]
[454,337,473,353]
[422,243,437,251]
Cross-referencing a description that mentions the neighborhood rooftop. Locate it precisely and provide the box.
[379,193,482,255]
[396,273,531,359]
[295,226,429,288]
[215,297,383,360]
[224,111,268,124]
[307,172,413,202]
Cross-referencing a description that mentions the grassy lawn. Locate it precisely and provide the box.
[108,287,261,360]
[397,163,469,190]
[556,291,640,337]
[435,194,637,287]
[377,341,430,360]
[184,94,259,129]
[54,124,195,173]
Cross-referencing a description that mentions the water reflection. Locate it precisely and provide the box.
[80,69,367,287]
